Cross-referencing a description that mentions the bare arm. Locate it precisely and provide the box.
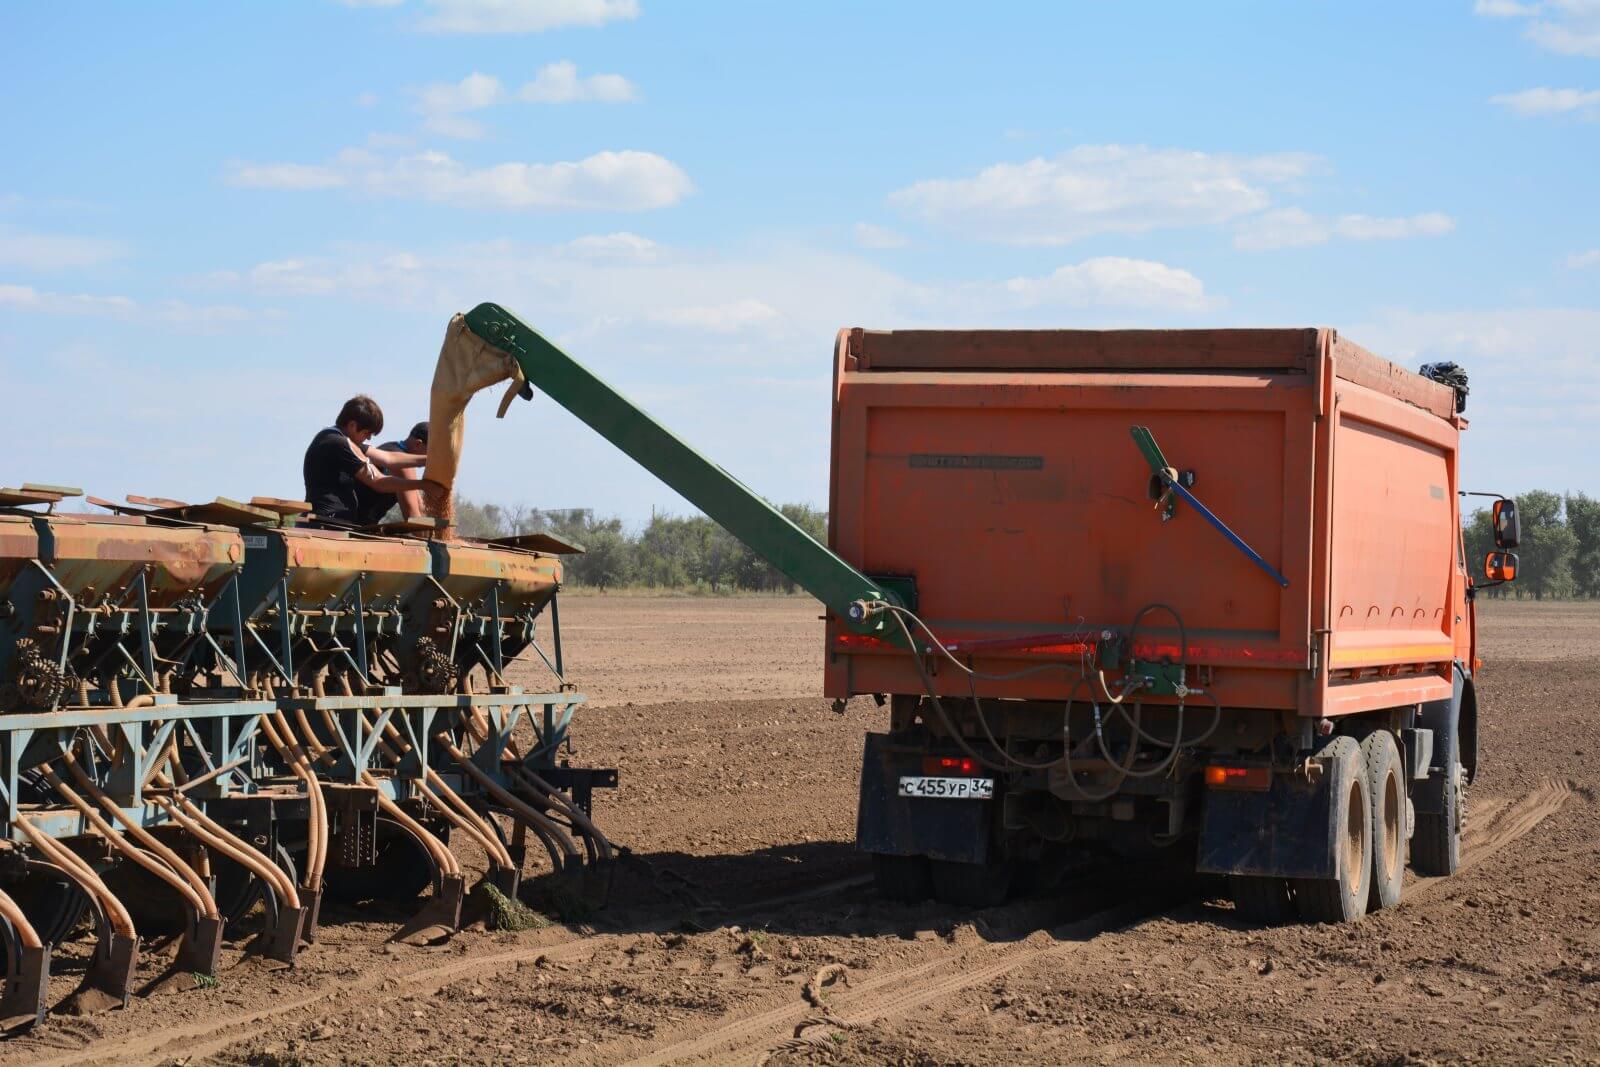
[354,465,442,496]
[394,466,426,518]
[365,446,428,470]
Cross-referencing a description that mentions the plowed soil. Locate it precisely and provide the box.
[4,597,1596,1066]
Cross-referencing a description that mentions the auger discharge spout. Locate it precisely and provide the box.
[424,302,901,636]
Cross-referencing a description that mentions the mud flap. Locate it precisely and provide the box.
[854,733,991,864]
[0,944,49,1031]
[1414,664,1465,816]
[1196,762,1337,880]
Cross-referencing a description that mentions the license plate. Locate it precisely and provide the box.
[898,775,994,800]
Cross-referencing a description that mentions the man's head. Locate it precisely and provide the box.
[336,395,384,445]
[405,421,429,454]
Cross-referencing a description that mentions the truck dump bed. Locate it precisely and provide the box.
[824,327,1466,718]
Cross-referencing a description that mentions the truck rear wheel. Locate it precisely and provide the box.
[1362,730,1406,910]
[1411,729,1462,876]
[1229,875,1294,924]
[871,853,933,903]
[1293,735,1371,923]
[930,857,1012,908]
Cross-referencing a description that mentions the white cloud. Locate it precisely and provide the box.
[416,0,640,33]
[1334,212,1456,241]
[1234,208,1454,251]
[1004,257,1209,312]
[1476,0,1600,57]
[225,161,346,190]
[1231,207,1329,251]
[0,227,128,271]
[1351,306,1600,498]
[567,232,658,258]
[889,145,1316,245]
[414,72,505,138]
[519,61,636,103]
[653,299,781,333]
[1528,20,1600,56]
[355,91,381,108]
[853,222,908,249]
[203,238,1216,343]
[225,146,692,210]
[0,283,135,316]
[1491,87,1600,117]
[1475,0,1539,14]
[1566,249,1600,267]
[0,282,266,329]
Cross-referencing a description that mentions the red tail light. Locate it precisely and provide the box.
[1204,765,1271,790]
[922,755,980,776]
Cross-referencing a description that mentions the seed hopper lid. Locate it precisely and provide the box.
[144,496,277,525]
[0,484,82,507]
[250,496,313,517]
[485,531,586,555]
[366,517,446,535]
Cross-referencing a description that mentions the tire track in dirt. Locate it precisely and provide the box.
[1407,777,1575,904]
[628,779,1581,1066]
[624,891,1176,1066]
[25,874,869,1067]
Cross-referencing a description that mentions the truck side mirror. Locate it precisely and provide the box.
[1484,550,1518,583]
[1492,498,1520,549]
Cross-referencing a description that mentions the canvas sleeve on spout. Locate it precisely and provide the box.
[424,313,520,529]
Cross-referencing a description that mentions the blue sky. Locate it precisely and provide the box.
[3,0,1597,525]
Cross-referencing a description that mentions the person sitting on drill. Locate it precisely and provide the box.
[352,421,430,526]
[302,397,436,525]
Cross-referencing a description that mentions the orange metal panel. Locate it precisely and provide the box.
[1326,380,1458,677]
[824,327,1465,720]
[40,515,241,607]
[280,528,433,603]
[434,542,560,613]
[0,516,40,601]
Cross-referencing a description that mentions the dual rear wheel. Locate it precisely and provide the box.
[1231,729,1410,924]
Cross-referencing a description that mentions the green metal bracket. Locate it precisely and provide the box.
[1130,425,1178,521]
[461,303,902,635]
[1130,659,1186,697]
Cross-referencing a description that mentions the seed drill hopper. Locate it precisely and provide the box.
[0,482,612,1029]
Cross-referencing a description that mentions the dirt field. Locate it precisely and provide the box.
[4,597,1596,1066]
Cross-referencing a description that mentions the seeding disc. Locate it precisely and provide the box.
[3,863,89,948]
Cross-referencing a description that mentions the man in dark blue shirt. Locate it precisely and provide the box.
[302,397,436,524]
[352,421,429,526]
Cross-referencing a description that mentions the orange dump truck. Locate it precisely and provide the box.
[454,305,1524,924]
[826,327,1519,920]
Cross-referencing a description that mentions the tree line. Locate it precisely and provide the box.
[456,490,1600,598]
[452,499,827,593]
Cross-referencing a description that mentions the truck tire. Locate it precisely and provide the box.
[930,857,1011,908]
[1293,735,1371,923]
[1362,730,1406,911]
[1412,728,1462,876]
[871,852,933,903]
[1229,875,1294,924]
